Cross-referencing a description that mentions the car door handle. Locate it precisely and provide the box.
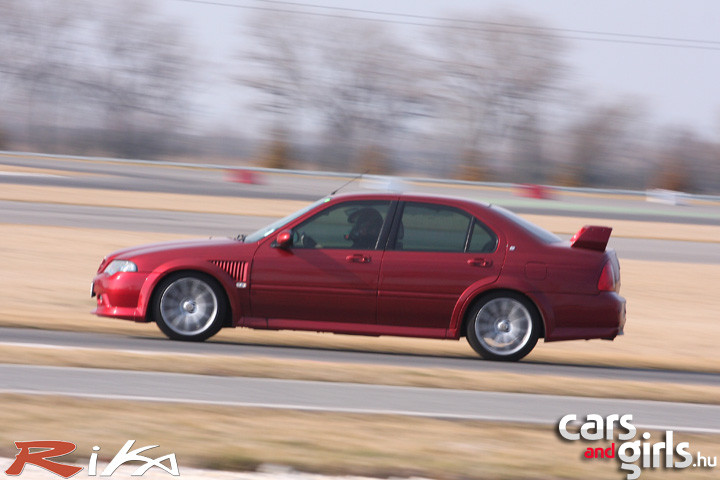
[467,258,492,267]
[346,254,371,263]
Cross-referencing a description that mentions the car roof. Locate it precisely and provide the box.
[328,191,492,209]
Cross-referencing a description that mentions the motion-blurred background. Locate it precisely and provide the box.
[2,3,720,478]
[1,0,719,192]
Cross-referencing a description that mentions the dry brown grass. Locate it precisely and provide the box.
[0,394,718,479]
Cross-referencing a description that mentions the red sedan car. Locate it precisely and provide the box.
[92,192,626,361]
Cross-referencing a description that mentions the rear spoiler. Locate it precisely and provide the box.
[570,225,612,252]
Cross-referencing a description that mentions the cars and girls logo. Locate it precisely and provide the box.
[4,440,179,478]
[558,413,717,479]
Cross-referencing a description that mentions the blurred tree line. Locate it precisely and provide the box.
[0,0,194,158]
[0,0,718,193]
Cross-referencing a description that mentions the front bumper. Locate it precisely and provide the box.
[91,272,149,322]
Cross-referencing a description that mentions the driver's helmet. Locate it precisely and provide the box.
[347,207,383,248]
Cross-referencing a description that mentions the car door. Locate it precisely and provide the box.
[377,201,505,334]
[250,199,393,326]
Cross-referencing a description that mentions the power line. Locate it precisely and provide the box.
[172,0,720,51]
[256,0,720,47]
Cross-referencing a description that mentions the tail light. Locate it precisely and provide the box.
[597,261,616,292]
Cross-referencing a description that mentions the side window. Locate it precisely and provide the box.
[468,220,498,253]
[292,201,391,249]
[395,203,471,252]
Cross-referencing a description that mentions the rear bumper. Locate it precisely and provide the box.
[543,292,626,342]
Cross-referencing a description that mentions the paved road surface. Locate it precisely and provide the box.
[1,364,719,433]
[2,328,719,386]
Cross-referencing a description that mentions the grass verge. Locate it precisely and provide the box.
[0,394,718,480]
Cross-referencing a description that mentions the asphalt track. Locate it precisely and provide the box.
[2,364,720,433]
[1,327,719,387]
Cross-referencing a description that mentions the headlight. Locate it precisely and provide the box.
[103,260,138,276]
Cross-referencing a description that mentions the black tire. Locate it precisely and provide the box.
[465,292,540,361]
[152,272,227,341]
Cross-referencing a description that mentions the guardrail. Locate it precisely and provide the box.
[2,149,719,203]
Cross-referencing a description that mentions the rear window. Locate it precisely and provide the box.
[491,205,561,244]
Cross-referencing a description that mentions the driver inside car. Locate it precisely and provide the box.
[346,207,383,249]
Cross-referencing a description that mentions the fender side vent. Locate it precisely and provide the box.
[211,260,248,283]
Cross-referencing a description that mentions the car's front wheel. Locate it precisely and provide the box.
[466,292,540,361]
[152,272,227,341]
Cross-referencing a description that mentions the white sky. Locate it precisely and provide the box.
[160,0,720,138]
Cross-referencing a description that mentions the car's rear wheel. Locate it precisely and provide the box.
[466,292,539,361]
[153,272,227,341]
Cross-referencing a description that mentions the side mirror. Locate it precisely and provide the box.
[272,230,293,249]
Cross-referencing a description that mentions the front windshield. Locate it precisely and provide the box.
[242,197,329,243]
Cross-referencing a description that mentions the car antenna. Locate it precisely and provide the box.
[330,170,369,196]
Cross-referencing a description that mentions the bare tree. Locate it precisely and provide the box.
[559,100,647,188]
[238,9,311,168]
[240,10,309,132]
[310,20,429,171]
[430,11,566,180]
[648,127,713,192]
[82,1,197,157]
[0,0,92,146]
[0,0,197,156]
[239,11,429,171]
